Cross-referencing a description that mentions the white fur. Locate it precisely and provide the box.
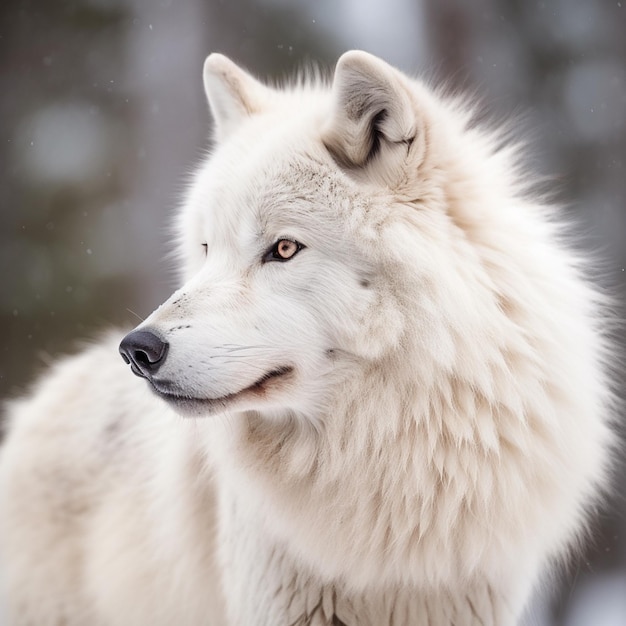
[0,51,614,625]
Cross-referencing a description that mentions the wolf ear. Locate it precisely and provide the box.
[324,51,418,168]
[203,54,270,141]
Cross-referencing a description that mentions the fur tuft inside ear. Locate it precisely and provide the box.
[324,51,417,168]
[203,54,269,141]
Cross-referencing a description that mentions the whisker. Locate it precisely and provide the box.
[212,360,277,373]
[126,308,145,323]
[219,344,273,353]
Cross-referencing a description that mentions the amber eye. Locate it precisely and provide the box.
[263,238,304,263]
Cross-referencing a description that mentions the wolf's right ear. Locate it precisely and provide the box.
[203,54,270,141]
[323,51,418,170]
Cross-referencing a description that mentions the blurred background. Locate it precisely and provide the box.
[0,0,624,623]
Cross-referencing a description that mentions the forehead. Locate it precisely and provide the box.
[188,121,362,243]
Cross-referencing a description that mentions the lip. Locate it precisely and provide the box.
[148,366,295,416]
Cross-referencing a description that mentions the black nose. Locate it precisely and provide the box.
[119,329,169,378]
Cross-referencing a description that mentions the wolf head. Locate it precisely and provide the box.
[117,51,554,431]
[120,51,450,420]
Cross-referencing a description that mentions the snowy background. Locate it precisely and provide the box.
[0,0,625,624]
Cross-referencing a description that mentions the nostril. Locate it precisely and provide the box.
[119,329,169,378]
[134,349,152,367]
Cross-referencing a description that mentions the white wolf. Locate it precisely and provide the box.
[0,51,614,625]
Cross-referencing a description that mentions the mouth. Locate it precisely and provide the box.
[148,366,295,416]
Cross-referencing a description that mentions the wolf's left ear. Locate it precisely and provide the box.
[203,54,270,141]
[324,51,418,169]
